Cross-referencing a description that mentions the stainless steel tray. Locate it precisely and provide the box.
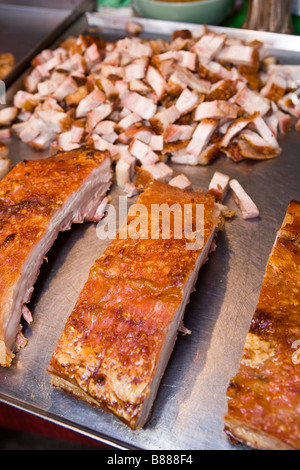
[0,13,299,450]
[0,1,95,87]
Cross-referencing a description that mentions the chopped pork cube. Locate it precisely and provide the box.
[217,45,259,67]
[192,32,226,62]
[197,143,220,165]
[96,76,118,100]
[115,154,136,189]
[53,76,78,102]
[208,171,230,201]
[234,86,270,116]
[28,132,56,151]
[175,89,202,115]
[146,66,167,100]
[128,79,150,94]
[149,134,164,151]
[260,71,287,102]
[194,100,239,121]
[86,103,113,132]
[141,162,173,183]
[124,182,139,198]
[36,110,71,134]
[187,119,218,157]
[13,91,39,110]
[125,58,148,81]
[173,51,197,71]
[124,92,157,120]
[278,92,300,118]
[57,131,81,151]
[252,115,279,148]
[267,64,300,82]
[150,105,181,133]
[199,61,242,82]
[92,134,120,157]
[171,152,198,166]
[172,65,211,94]
[117,112,142,130]
[164,124,195,143]
[0,107,18,126]
[84,43,101,71]
[275,110,293,135]
[220,114,257,148]
[31,49,54,67]
[59,53,85,75]
[57,123,84,151]
[75,88,106,118]
[129,138,159,165]
[239,130,281,158]
[169,174,192,190]
[94,120,116,135]
[229,179,260,220]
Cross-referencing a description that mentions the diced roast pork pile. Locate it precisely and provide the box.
[0,27,300,197]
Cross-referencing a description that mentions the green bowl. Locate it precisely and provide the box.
[132,0,235,25]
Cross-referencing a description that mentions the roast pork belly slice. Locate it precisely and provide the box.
[0,147,112,367]
[224,201,300,450]
[47,181,224,429]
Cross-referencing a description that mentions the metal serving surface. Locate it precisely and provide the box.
[0,13,299,450]
[0,1,95,87]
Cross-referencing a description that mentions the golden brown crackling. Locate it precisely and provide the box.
[48,181,223,429]
[0,147,110,354]
[224,200,300,450]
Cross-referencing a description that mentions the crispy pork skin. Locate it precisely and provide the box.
[224,201,300,450]
[47,181,224,429]
[0,147,111,367]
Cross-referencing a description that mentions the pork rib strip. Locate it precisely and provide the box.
[224,200,300,450]
[0,147,111,367]
[47,180,224,429]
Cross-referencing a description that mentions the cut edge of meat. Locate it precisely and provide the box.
[0,153,112,367]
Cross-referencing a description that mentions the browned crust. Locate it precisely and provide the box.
[224,200,300,450]
[47,181,224,429]
[0,147,110,366]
